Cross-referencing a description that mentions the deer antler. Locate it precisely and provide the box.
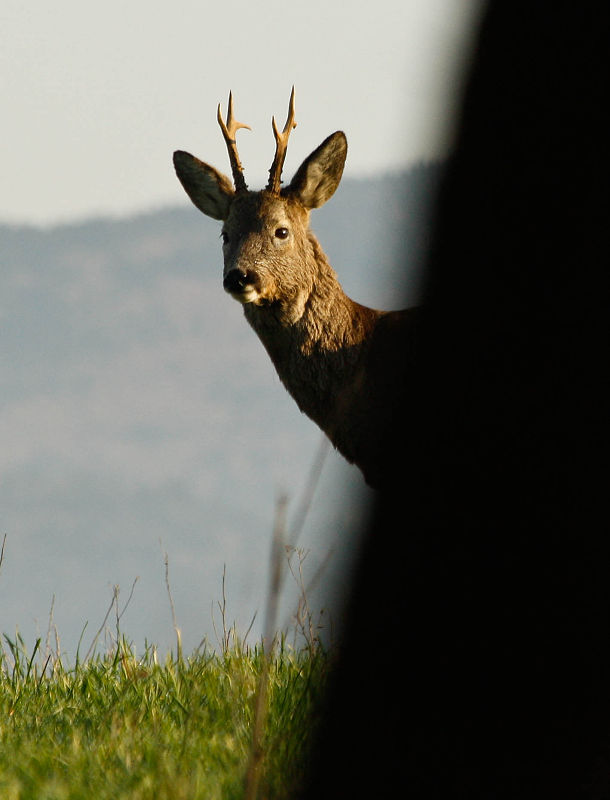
[217,92,251,193]
[267,87,297,195]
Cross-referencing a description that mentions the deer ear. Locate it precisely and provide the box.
[173,151,234,220]
[286,131,347,209]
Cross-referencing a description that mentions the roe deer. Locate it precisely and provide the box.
[173,89,419,488]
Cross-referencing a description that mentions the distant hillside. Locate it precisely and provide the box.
[0,164,443,657]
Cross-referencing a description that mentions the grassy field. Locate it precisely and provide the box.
[0,628,328,799]
[1,491,331,797]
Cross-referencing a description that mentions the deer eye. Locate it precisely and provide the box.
[221,231,229,245]
[274,227,289,240]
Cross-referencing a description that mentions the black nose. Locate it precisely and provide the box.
[223,269,248,293]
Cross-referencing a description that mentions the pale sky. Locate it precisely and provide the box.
[1,0,485,226]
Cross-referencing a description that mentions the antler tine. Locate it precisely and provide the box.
[217,91,251,193]
[267,87,297,195]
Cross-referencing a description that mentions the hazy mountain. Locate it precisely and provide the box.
[0,165,442,657]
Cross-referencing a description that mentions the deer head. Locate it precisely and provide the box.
[173,89,347,313]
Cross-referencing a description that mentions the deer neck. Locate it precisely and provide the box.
[243,233,380,432]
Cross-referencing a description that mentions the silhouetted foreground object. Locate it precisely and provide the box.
[302,3,609,797]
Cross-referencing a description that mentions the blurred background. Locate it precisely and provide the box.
[1,0,485,658]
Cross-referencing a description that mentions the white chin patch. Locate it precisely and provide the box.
[228,287,259,305]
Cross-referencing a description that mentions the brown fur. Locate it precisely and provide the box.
[173,102,417,488]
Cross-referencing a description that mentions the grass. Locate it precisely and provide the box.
[0,447,333,798]
[0,628,328,799]
[0,514,332,799]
